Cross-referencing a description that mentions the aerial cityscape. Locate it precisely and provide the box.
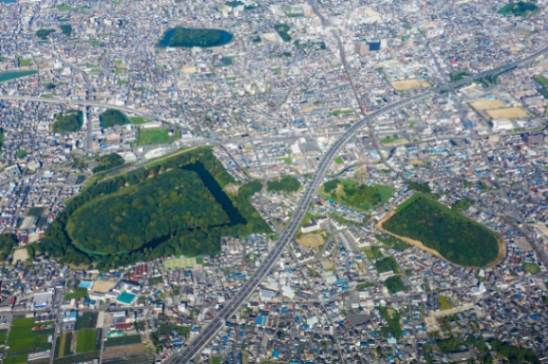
[0,0,546,363]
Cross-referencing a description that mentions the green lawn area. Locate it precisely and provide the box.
[76,328,98,353]
[129,116,147,125]
[329,108,354,117]
[55,332,73,358]
[3,354,28,364]
[533,75,548,98]
[383,193,500,267]
[0,329,7,344]
[104,335,141,347]
[384,276,406,294]
[363,246,383,260]
[438,295,454,310]
[157,322,191,338]
[137,127,180,145]
[75,312,97,330]
[322,179,393,212]
[267,175,301,193]
[7,317,53,355]
[375,234,409,251]
[523,262,540,274]
[65,287,87,301]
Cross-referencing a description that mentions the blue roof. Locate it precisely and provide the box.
[255,315,267,325]
[369,41,381,51]
[79,280,93,289]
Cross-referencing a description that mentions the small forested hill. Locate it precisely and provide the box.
[383,193,499,267]
[40,147,269,269]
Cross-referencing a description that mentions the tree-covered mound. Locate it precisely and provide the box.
[0,234,18,261]
[40,147,269,268]
[383,193,499,267]
[53,110,83,133]
[158,27,233,48]
[499,1,539,16]
[267,175,301,193]
[322,179,393,212]
[99,109,129,128]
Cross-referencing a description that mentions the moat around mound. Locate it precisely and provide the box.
[40,147,268,268]
[158,27,233,48]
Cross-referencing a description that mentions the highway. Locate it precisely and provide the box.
[0,25,545,363]
[168,44,547,362]
[0,94,156,120]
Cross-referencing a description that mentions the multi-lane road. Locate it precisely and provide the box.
[0,31,545,364]
[168,45,547,362]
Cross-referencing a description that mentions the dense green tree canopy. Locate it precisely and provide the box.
[323,179,393,212]
[158,27,233,48]
[92,153,125,174]
[40,148,269,269]
[0,233,18,261]
[267,175,301,193]
[53,110,83,133]
[383,193,499,267]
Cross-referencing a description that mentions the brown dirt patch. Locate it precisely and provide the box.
[297,232,326,248]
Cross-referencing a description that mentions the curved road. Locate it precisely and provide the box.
[0,38,545,364]
[0,94,156,120]
[168,44,547,363]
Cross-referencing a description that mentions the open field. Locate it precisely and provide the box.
[297,232,326,248]
[12,247,29,263]
[103,343,150,361]
[55,332,73,358]
[136,127,180,145]
[76,328,99,353]
[470,98,505,111]
[485,106,527,119]
[7,317,53,356]
[164,256,199,269]
[391,79,430,91]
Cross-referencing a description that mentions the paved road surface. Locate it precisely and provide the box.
[168,45,547,363]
